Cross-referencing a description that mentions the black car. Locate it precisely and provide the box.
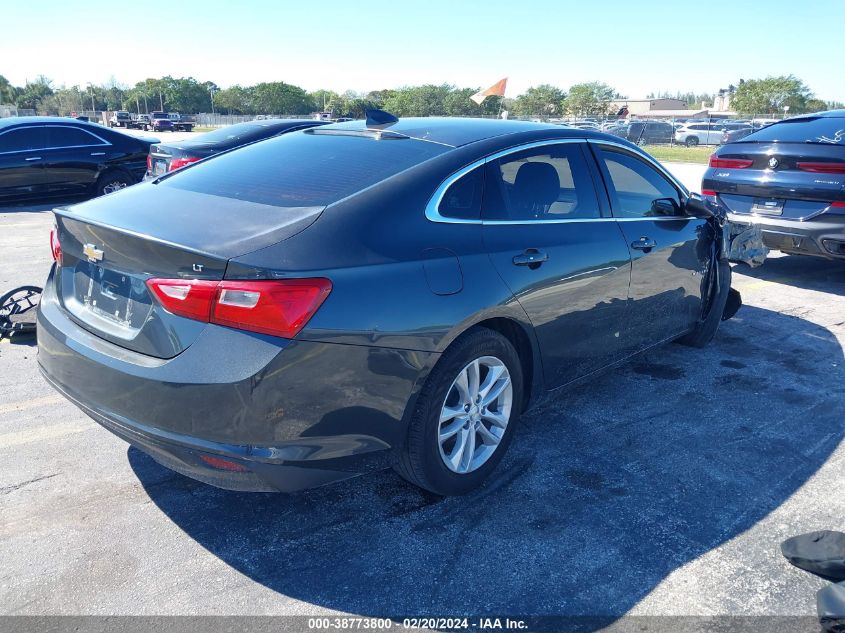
[703,110,845,259]
[39,116,737,496]
[146,118,328,177]
[0,117,157,202]
[612,120,674,146]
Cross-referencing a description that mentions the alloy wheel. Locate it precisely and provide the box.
[437,356,513,474]
[102,181,128,194]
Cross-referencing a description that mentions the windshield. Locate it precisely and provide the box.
[740,116,845,145]
[160,130,449,208]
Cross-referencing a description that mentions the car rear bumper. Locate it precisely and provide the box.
[37,266,435,492]
[726,212,845,259]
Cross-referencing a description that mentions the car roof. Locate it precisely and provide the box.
[788,109,845,120]
[0,116,98,129]
[317,117,581,147]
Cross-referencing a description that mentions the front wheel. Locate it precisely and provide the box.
[685,136,699,147]
[394,327,524,495]
[678,258,731,347]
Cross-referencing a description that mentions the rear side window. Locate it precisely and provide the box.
[596,147,681,218]
[0,126,46,153]
[742,117,845,145]
[47,126,106,148]
[438,166,483,220]
[482,143,600,221]
[161,131,449,208]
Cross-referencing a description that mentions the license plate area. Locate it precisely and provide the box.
[153,159,167,176]
[70,262,153,334]
[751,198,784,215]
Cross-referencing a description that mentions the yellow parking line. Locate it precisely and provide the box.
[0,422,93,449]
[0,394,64,415]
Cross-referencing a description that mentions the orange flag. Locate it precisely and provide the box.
[471,78,508,105]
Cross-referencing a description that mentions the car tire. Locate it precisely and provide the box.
[393,327,524,496]
[637,137,648,147]
[685,136,699,147]
[96,171,135,197]
[678,258,732,347]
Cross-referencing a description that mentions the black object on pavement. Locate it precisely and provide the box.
[0,285,41,338]
[818,583,845,633]
[782,531,845,581]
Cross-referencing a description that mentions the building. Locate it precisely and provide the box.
[609,98,688,117]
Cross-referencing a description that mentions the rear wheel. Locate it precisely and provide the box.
[394,328,524,495]
[685,136,700,147]
[96,171,134,196]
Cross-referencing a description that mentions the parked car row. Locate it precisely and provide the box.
[8,108,839,499]
[109,111,196,132]
[558,118,778,147]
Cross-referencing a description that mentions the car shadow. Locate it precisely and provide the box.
[128,304,844,620]
[0,197,88,214]
[737,254,845,297]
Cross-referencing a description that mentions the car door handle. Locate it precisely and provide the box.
[630,237,657,251]
[512,249,549,267]
[90,152,106,156]
[25,156,42,161]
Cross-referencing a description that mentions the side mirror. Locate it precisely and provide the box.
[685,193,717,219]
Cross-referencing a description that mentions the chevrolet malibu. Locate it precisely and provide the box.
[38,116,736,495]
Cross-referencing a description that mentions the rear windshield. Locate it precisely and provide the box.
[192,122,271,144]
[741,117,845,145]
[159,130,449,207]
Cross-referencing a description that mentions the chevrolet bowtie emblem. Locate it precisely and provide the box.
[82,244,104,263]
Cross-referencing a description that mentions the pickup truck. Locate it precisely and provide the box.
[167,113,196,132]
[147,112,174,132]
[108,111,132,128]
[126,114,151,130]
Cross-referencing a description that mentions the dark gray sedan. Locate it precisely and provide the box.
[38,116,736,495]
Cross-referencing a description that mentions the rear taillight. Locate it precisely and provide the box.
[145,278,332,339]
[709,156,753,169]
[701,189,717,197]
[169,156,201,171]
[146,154,152,172]
[49,228,62,264]
[830,201,845,209]
[797,162,845,174]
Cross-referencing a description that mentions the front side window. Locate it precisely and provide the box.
[47,126,106,149]
[482,143,600,221]
[0,127,46,153]
[438,165,483,220]
[596,147,681,218]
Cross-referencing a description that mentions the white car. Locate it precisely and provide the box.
[674,121,748,146]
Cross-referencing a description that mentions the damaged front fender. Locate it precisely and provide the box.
[688,193,769,267]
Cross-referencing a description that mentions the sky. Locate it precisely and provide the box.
[3,0,843,102]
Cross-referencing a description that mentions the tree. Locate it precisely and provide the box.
[215,85,250,114]
[309,89,339,112]
[16,76,53,110]
[512,84,566,117]
[563,82,616,117]
[250,82,311,115]
[731,75,811,116]
[0,75,18,104]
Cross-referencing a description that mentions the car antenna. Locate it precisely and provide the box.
[365,109,399,127]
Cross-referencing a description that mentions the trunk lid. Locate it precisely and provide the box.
[53,182,323,358]
[706,141,845,220]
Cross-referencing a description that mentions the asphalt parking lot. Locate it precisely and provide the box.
[1,163,844,620]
